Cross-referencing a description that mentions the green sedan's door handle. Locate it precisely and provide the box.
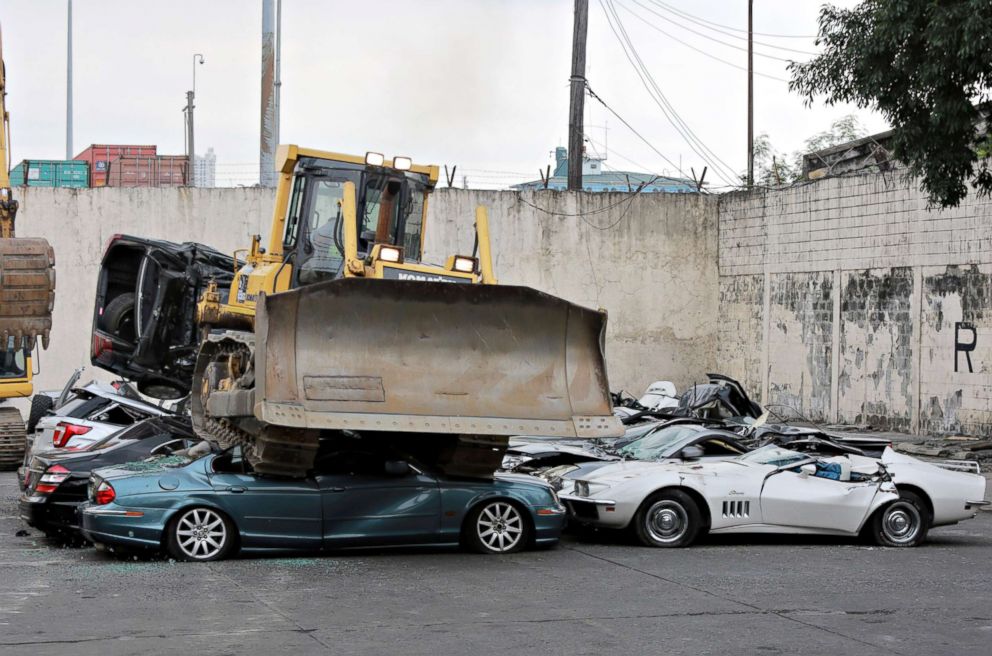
[327,487,345,492]
[227,486,246,493]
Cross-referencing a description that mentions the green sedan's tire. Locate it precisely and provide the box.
[464,500,531,554]
[166,507,236,562]
[869,490,930,548]
[634,489,702,548]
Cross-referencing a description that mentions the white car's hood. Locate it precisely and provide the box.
[576,458,752,486]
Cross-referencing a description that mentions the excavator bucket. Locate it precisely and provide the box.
[254,278,623,440]
[0,238,55,350]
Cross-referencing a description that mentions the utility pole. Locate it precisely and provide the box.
[274,0,282,149]
[260,0,276,187]
[746,0,754,188]
[567,0,588,192]
[66,0,73,160]
[185,91,195,186]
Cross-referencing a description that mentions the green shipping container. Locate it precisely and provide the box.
[8,159,89,188]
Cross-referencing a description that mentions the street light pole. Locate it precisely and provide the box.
[188,54,204,187]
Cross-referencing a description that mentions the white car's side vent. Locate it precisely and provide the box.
[722,500,750,518]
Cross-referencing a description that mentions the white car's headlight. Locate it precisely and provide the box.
[501,454,534,471]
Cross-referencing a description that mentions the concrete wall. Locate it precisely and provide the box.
[425,189,720,393]
[16,186,721,399]
[718,171,992,435]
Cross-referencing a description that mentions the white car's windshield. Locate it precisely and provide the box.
[617,425,702,460]
[738,445,809,467]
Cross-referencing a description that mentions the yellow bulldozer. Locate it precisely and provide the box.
[91,145,620,477]
[0,27,57,469]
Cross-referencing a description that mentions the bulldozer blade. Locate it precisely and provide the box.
[255,278,623,439]
[0,238,55,350]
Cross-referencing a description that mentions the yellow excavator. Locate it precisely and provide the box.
[0,27,57,469]
[92,145,620,477]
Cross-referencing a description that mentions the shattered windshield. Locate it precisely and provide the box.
[739,445,809,468]
[617,425,704,460]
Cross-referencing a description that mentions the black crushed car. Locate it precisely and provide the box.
[91,235,235,399]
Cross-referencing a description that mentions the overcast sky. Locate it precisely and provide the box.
[0,0,887,188]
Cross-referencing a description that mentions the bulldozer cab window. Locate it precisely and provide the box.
[0,337,26,379]
[297,178,351,284]
[282,175,307,250]
[360,174,428,261]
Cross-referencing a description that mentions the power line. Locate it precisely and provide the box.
[649,0,816,39]
[620,0,801,63]
[604,0,738,183]
[584,84,687,180]
[642,0,818,53]
[601,0,739,185]
[614,1,790,83]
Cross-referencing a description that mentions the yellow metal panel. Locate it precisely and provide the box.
[341,182,361,277]
[475,206,498,284]
[267,169,295,257]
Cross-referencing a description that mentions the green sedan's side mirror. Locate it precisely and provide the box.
[385,460,411,476]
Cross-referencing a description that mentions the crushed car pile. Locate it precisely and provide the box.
[16,368,987,560]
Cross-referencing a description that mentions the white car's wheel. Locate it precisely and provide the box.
[465,500,530,554]
[870,490,929,548]
[634,490,702,548]
[166,507,235,561]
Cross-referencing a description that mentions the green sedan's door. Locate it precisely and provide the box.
[314,449,441,548]
[207,448,322,550]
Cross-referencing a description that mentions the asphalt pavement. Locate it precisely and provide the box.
[2,470,991,656]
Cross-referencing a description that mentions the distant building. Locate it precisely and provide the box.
[801,131,896,180]
[513,147,697,193]
[194,147,217,188]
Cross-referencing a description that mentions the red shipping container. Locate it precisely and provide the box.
[105,155,189,187]
[74,144,157,187]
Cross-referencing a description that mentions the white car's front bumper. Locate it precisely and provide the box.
[558,494,630,528]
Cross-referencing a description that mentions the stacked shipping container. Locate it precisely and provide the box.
[74,144,158,187]
[8,145,193,188]
[105,155,188,187]
[8,160,89,188]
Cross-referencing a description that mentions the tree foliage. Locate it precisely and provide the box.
[789,0,992,208]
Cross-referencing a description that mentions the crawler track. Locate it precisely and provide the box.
[191,332,318,477]
[0,405,25,470]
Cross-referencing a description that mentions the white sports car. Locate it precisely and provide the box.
[559,445,988,548]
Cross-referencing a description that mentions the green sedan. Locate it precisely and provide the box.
[79,442,566,561]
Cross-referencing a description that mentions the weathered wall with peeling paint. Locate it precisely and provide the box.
[15,186,721,400]
[767,271,834,422]
[719,170,992,436]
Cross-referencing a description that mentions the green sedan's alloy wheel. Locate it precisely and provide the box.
[167,507,234,562]
[634,490,702,548]
[466,501,529,554]
[870,490,930,548]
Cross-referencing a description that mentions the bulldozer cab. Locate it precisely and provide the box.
[281,157,430,286]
